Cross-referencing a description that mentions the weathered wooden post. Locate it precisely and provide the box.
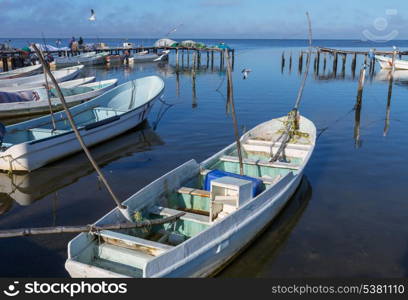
[182,49,185,67]
[231,49,235,70]
[316,50,320,75]
[192,67,197,108]
[289,51,292,73]
[2,57,9,72]
[354,65,366,148]
[298,51,303,74]
[341,53,347,77]
[187,49,190,67]
[206,51,210,68]
[351,53,357,79]
[220,50,224,70]
[384,49,397,136]
[281,51,285,73]
[323,53,327,73]
[175,48,179,68]
[332,51,338,76]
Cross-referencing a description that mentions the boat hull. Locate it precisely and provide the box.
[0,99,157,172]
[376,55,408,70]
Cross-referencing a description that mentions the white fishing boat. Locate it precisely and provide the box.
[0,64,42,80]
[0,65,84,89]
[0,79,118,118]
[132,50,169,63]
[65,114,316,278]
[54,52,109,67]
[0,76,164,172]
[0,76,95,93]
[375,55,408,70]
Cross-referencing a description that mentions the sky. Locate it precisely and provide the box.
[0,0,408,39]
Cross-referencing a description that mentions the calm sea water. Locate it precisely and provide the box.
[0,39,408,277]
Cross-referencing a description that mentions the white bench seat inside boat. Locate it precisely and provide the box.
[177,187,210,198]
[150,205,209,225]
[97,243,154,270]
[220,155,299,170]
[96,230,173,256]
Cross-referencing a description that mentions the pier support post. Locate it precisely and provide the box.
[289,51,292,73]
[1,57,8,71]
[298,51,303,74]
[351,53,357,79]
[332,51,338,76]
[211,51,214,70]
[281,51,285,73]
[175,48,179,68]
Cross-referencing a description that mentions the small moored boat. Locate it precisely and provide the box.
[0,64,42,80]
[132,50,169,63]
[0,76,96,93]
[0,79,118,118]
[0,76,164,172]
[0,65,84,90]
[54,52,109,67]
[376,55,408,70]
[65,114,316,278]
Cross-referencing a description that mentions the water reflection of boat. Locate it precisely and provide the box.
[217,176,312,277]
[374,69,408,82]
[0,123,164,206]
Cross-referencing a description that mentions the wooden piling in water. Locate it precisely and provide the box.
[175,48,179,68]
[1,57,8,72]
[289,52,292,73]
[323,53,327,73]
[354,65,366,148]
[351,53,357,79]
[192,67,197,108]
[316,50,320,75]
[298,51,303,74]
[332,51,338,76]
[211,50,214,70]
[281,51,285,73]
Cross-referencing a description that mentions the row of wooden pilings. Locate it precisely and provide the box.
[281,47,404,79]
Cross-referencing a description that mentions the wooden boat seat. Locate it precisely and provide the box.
[220,155,299,170]
[199,168,282,185]
[95,230,173,257]
[177,187,210,198]
[243,139,311,158]
[246,138,312,150]
[29,127,69,139]
[150,205,209,225]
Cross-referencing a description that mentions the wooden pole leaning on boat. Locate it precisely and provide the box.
[225,49,244,175]
[0,212,185,238]
[31,44,134,223]
[39,52,57,131]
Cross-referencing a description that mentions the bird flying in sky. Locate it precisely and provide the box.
[241,68,252,80]
[89,9,96,21]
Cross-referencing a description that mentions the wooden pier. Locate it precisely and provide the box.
[0,46,234,72]
[281,46,403,80]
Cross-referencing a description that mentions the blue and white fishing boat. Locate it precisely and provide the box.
[65,114,316,277]
[0,76,164,172]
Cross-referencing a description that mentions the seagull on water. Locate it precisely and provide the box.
[89,9,96,21]
[241,68,252,80]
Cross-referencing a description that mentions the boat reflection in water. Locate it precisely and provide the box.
[375,69,408,83]
[217,177,312,277]
[0,122,164,208]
